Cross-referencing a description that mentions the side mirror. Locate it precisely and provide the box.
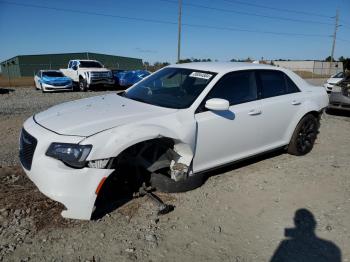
[205,98,230,111]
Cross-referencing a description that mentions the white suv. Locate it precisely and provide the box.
[20,62,328,219]
[60,60,114,91]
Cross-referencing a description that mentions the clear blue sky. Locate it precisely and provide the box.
[0,0,349,64]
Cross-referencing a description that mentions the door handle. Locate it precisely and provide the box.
[248,109,262,116]
[291,100,301,105]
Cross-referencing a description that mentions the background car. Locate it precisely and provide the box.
[324,71,345,93]
[328,76,350,111]
[34,70,73,92]
[114,70,150,87]
[60,60,114,92]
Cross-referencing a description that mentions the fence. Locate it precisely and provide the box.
[272,61,343,79]
[288,68,341,79]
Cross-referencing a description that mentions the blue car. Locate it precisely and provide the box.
[114,70,150,87]
[34,70,73,92]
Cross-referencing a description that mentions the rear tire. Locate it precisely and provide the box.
[79,78,88,92]
[287,114,319,156]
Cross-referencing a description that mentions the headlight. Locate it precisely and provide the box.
[331,85,342,92]
[46,143,92,168]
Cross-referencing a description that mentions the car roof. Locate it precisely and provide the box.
[169,62,282,74]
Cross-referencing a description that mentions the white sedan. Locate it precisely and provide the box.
[324,72,345,93]
[20,62,328,219]
[34,70,73,92]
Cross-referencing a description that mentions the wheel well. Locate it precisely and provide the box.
[93,138,177,218]
[307,110,321,120]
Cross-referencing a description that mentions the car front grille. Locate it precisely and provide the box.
[19,129,37,170]
[91,72,110,78]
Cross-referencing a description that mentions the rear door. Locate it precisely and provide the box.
[193,70,262,172]
[256,70,303,150]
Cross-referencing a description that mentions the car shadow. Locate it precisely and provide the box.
[270,209,341,262]
[80,85,126,92]
[212,110,236,120]
[92,148,287,219]
[326,108,350,117]
[91,169,137,220]
[201,148,286,182]
[0,88,15,94]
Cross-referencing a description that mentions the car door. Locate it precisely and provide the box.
[255,70,303,151]
[65,61,78,81]
[193,70,262,173]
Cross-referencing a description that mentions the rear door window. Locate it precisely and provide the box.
[258,70,287,98]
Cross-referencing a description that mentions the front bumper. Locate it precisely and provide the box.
[42,83,73,92]
[328,92,350,111]
[324,83,334,93]
[20,117,114,219]
[89,78,115,86]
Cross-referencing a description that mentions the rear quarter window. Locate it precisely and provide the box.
[258,70,286,98]
[258,70,300,98]
[285,74,300,94]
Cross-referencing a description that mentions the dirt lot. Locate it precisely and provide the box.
[0,85,349,261]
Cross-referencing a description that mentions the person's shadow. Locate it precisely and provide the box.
[270,209,341,262]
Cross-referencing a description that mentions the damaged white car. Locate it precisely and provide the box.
[19,62,328,220]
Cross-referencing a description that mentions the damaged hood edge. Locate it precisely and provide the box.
[33,93,178,137]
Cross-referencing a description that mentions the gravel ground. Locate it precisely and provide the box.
[0,87,114,166]
[0,85,350,261]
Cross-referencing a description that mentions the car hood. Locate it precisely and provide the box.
[327,78,342,84]
[34,94,177,137]
[79,68,111,73]
[41,76,71,84]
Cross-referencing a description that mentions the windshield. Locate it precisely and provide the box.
[123,67,216,109]
[42,71,64,77]
[333,72,344,78]
[79,61,103,68]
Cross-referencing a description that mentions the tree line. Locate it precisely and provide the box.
[144,56,350,72]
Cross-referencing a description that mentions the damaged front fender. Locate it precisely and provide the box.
[80,119,197,179]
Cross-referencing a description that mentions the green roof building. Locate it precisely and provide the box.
[1,52,143,77]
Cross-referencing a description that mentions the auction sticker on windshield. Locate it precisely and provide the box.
[189,72,213,80]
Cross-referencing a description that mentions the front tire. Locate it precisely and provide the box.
[79,78,88,92]
[287,114,319,156]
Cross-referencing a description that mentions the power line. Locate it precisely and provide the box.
[183,23,330,38]
[221,0,331,18]
[0,0,347,41]
[338,38,350,43]
[339,19,350,25]
[159,0,334,26]
[0,0,179,26]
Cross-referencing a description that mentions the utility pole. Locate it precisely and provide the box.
[177,0,182,63]
[330,9,339,75]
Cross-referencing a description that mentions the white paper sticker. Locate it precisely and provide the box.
[189,72,212,80]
